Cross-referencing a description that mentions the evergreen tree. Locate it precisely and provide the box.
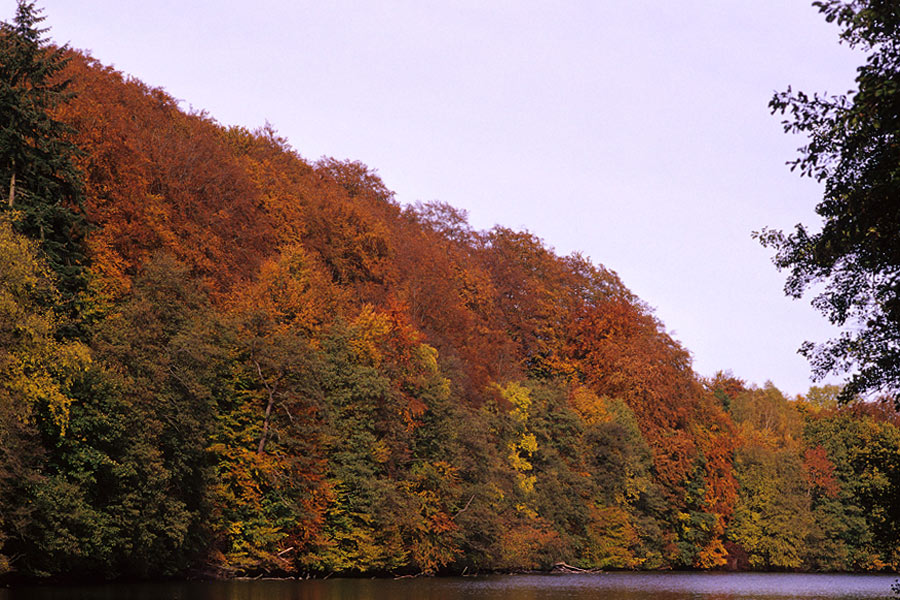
[0,1,88,303]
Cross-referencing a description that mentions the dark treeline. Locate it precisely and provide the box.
[1,2,899,581]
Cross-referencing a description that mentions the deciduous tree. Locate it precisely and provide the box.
[758,0,900,401]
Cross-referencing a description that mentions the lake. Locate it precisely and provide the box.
[2,572,898,600]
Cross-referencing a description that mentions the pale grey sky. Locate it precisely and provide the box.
[37,1,863,396]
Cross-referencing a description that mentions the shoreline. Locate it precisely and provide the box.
[4,566,898,589]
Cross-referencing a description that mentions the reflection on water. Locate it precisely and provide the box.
[2,572,898,600]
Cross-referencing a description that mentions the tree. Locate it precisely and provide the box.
[85,254,229,575]
[757,0,900,401]
[0,215,89,576]
[0,1,88,301]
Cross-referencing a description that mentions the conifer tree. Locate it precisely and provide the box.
[0,1,88,303]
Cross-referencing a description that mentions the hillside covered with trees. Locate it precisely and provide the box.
[1,2,899,581]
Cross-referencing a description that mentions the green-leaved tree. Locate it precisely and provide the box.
[757,1,900,402]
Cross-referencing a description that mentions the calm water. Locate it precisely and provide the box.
[2,573,898,600]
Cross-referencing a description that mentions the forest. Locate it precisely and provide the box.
[1,1,900,581]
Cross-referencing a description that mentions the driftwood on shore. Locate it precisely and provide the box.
[551,562,603,574]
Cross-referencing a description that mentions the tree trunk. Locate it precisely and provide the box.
[258,391,275,454]
[7,170,15,208]
[255,360,276,454]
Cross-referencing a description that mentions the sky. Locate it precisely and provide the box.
[33,1,865,396]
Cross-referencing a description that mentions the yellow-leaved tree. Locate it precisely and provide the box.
[0,215,90,574]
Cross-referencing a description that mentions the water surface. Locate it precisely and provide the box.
[3,572,897,600]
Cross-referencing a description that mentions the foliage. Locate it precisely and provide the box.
[0,2,89,302]
[0,216,88,575]
[3,7,900,579]
[757,0,900,401]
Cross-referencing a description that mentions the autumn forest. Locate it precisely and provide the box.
[2,2,900,582]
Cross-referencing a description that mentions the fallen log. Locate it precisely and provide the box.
[552,562,603,574]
